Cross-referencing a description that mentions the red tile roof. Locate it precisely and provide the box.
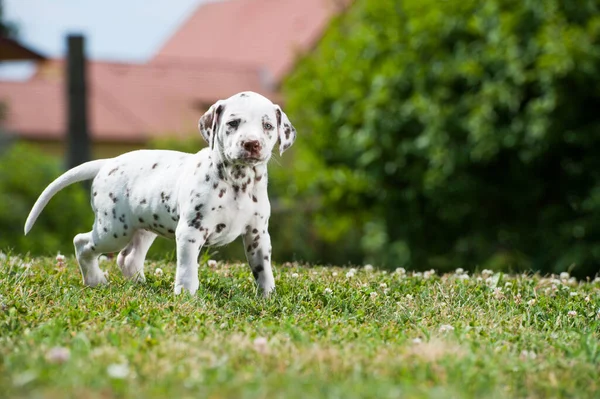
[0,0,347,143]
[153,0,347,83]
[1,59,274,142]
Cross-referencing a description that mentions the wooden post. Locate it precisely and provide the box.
[66,34,90,169]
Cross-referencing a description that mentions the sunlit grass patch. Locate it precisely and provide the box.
[1,252,599,398]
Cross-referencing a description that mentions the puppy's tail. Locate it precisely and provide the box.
[24,159,107,235]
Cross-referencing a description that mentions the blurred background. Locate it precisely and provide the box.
[1,0,599,278]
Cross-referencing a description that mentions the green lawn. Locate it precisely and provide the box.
[1,253,599,398]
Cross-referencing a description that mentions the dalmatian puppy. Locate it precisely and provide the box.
[24,91,296,296]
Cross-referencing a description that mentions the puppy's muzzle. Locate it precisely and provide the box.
[242,140,262,159]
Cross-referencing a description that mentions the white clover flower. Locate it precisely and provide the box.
[593,277,600,284]
[207,259,217,268]
[570,292,578,297]
[332,272,338,277]
[440,301,447,307]
[585,296,590,302]
[567,310,577,317]
[520,350,537,360]
[560,272,570,281]
[455,268,464,275]
[0,252,6,261]
[504,282,512,288]
[413,272,423,278]
[405,294,414,300]
[380,283,387,289]
[364,264,374,272]
[476,277,483,282]
[361,283,368,288]
[98,255,109,263]
[324,288,333,295]
[312,271,318,275]
[383,288,390,295]
[439,324,454,333]
[56,253,66,262]
[569,277,577,284]
[253,337,268,354]
[154,268,163,277]
[370,291,378,299]
[345,270,355,278]
[527,299,536,306]
[45,347,70,364]
[348,268,357,274]
[412,337,422,344]
[395,267,406,275]
[107,363,129,379]
[482,269,493,277]
[291,273,299,278]
[423,270,435,279]
[457,274,469,280]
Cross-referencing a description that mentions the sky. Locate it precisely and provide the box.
[1,0,207,79]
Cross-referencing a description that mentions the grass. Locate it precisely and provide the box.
[0,253,599,399]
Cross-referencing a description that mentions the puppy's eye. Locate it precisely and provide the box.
[263,122,274,130]
[227,120,240,128]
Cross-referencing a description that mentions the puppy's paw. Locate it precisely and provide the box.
[84,270,108,287]
[174,280,199,296]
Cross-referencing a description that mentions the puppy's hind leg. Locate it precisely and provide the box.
[73,231,109,287]
[74,223,132,287]
[117,230,157,282]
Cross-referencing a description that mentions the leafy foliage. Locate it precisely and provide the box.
[0,143,93,255]
[283,0,600,276]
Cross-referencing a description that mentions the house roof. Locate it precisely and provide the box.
[1,59,275,142]
[153,0,347,83]
[0,36,46,61]
[0,0,347,143]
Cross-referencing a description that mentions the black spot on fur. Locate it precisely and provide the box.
[108,167,119,176]
[103,227,108,232]
[140,199,147,205]
[153,214,159,220]
[195,204,203,211]
[205,174,210,182]
[254,265,264,273]
[139,218,144,223]
[93,191,97,197]
[197,162,202,168]
[152,163,158,169]
[213,182,218,189]
[91,246,96,251]
[252,228,258,234]
[252,242,259,249]
[252,195,258,202]
[264,256,269,261]
[233,185,240,194]
[113,233,118,238]
[216,223,226,233]
[247,244,252,252]
[168,229,175,234]
[219,189,226,198]
[124,224,128,229]
[188,239,196,243]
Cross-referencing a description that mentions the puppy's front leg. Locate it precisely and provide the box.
[243,227,275,297]
[174,227,205,295]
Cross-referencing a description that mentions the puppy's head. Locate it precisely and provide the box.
[198,91,296,165]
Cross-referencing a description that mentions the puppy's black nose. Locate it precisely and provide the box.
[243,140,261,153]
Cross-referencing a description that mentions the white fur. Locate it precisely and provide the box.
[24,91,297,296]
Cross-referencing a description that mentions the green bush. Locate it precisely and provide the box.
[283,0,600,276]
[0,143,92,256]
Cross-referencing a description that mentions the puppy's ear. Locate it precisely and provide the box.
[274,105,296,156]
[198,101,225,150]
